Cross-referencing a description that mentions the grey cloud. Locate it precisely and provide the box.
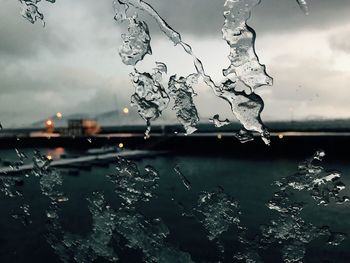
[0,0,74,58]
[329,30,350,54]
[0,60,106,94]
[119,0,350,37]
[252,0,350,34]
[258,57,350,120]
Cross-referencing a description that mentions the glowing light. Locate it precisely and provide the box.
[278,134,284,139]
[118,143,124,148]
[123,107,129,114]
[56,112,62,119]
[217,134,222,139]
[46,119,53,126]
[47,155,52,160]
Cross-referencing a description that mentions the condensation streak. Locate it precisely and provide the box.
[296,0,309,15]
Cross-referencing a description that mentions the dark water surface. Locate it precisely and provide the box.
[0,148,349,262]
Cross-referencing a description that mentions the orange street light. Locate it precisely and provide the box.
[46,119,54,133]
[123,107,129,114]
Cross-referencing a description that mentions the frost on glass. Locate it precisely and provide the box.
[107,157,160,209]
[114,0,274,143]
[168,74,200,134]
[296,0,309,15]
[46,192,119,263]
[222,0,273,91]
[195,190,241,255]
[0,149,31,225]
[209,114,230,128]
[29,152,118,262]
[18,0,56,24]
[119,18,152,66]
[108,158,192,262]
[260,150,348,262]
[130,64,170,139]
[275,150,349,205]
[61,192,119,263]
[115,212,193,263]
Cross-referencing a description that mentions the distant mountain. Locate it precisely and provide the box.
[25,107,350,132]
[29,109,179,129]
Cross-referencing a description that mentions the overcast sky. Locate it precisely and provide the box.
[0,0,350,127]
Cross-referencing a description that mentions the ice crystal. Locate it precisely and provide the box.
[119,17,152,66]
[12,204,32,226]
[222,0,273,91]
[168,74,200,134]
[195,191,241,241]
[277,150,349,205]
[107,157,160,209]
[115,212,193,263]
[233,128,255,143]
[61,192,119,263]
[130,64,170,138]
[260,151,348,262]
[32,150,51,177]
[18,0,55,24]
[209,114,230,128]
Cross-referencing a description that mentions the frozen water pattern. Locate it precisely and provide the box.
[233,128,255,143]
[1,150,350,261]
[168,74,200,134]
[189,152,349,262]
[130,64,170,138]
[30,151,119,263]
[107,157,160,209]
[209,114,230,128]
[115,212,193,263]
[107,158,192,262]
[119,17,152,66]
[61,192,119,263]
[296,0,309,15]
[222,0,273,91]
[260,150,348,262]
[114,0,272,144]
[0,149,31,225]
[13,2,350,262]
[195,190,241,241]
[18,0,56,24]
[276,150,349,205]
[17,1,313,142]
[32,150,52,177]
[11,203,32,226]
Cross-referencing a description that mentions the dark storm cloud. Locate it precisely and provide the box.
[0,0,73,58]
[120,0,350,37]
[0,60,105,94]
